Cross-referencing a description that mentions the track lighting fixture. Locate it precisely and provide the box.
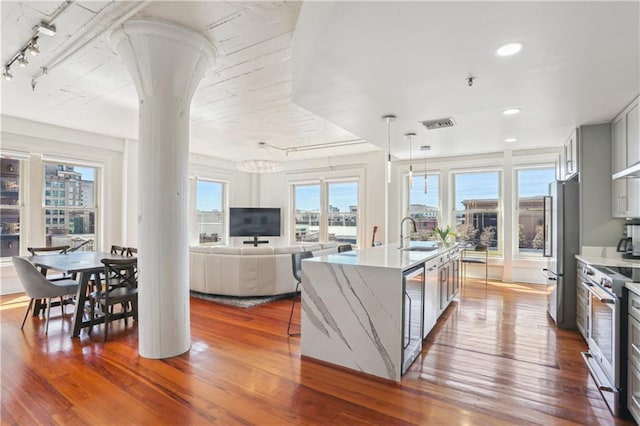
[4,20,57,84]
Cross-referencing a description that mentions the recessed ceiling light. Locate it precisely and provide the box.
[504,137,518,143]
[495,42,524,57]
[503,108,521,116]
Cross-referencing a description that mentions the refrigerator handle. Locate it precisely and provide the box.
[541,268,558,281]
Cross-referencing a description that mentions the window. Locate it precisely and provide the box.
[292,180,359,245]
[516,167,555,256]
[327,181,358,244]
[453,170,500,252]
[43,162,97,251]
[293,184,321,242]
[1,158,21,258]
[196,180,225,244]
[408,173,440,239]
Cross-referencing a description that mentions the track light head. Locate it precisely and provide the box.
[3,68,14,81]
[27,39,40,56]
[17,54,28,68]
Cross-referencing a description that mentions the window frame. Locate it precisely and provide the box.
[41,160,100,251]
[404,171,442,240]
[193,178,227,246]
[290,177,361,246]
[0,155,25,261]
[451,168,502,256]
[513,164,556,259]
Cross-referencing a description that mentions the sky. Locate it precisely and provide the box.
[196,167,556,212]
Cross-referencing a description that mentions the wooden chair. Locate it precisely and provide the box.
[27,245,70,280]
[288,251,314,336]
[110,245,128,255]
[13,256,79,335]
[461,244,488,286]
[89,257,138,342]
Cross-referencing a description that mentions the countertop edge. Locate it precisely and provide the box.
[576,254,640,268]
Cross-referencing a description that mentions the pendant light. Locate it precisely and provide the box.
[382,114,396,184]
[405,133,416,190]
[420,145,431,194]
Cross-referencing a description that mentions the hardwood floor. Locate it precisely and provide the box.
[1,279,634,425]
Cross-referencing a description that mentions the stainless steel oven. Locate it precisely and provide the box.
[582,263,640,417]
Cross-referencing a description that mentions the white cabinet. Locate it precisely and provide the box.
[611,96,640,218]
[564,128,579,179]
[422,258,439,339]
[575,261,589,341]
[629,289,640,423]
[628,101,639,167]
[557,128,579,181]
[612,114,629,217]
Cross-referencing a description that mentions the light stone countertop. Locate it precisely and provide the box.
[627,282,640,296]
[575,254,640,268]
[307,241,458,271]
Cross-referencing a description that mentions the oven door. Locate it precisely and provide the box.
[583,281,620,415]
[587,283,619,385]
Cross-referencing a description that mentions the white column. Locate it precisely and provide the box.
[111,19,215,358]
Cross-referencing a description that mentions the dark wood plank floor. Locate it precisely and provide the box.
[1,279,634,425]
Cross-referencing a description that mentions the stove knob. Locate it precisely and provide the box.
[601,278,611,288]
[585,268,594,276]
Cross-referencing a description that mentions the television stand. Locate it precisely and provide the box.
[243,236,269,247]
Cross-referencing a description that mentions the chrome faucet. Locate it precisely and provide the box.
[399,216,417,249]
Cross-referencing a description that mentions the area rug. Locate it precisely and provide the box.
[190,291,293,308]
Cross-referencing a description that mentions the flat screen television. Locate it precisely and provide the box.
[229,207,281,237]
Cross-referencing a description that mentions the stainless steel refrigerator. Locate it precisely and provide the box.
[543,178,579,329]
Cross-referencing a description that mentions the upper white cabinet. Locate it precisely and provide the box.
[612,95,640,218]
[559,128,579,180]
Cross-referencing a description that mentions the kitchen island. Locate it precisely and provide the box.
[300,242,460,382]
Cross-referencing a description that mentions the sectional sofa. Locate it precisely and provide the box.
[189,242,339,296]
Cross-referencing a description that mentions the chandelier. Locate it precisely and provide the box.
[237,142,283,173]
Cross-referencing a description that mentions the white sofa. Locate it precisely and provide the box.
[189,242,339,296]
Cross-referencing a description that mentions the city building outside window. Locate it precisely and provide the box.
[293,184,321,243]
[196,179,225,244]
[327,181,358,245]
[516,166,556,256]
[1,158,22,258]
[293,180,359,245]
[43,162,97,251]
[453,170,501,252]
[407,173,440,240]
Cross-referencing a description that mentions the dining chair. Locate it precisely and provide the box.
[461,244,488,286]
[27,245,71,280]
[13,256,79,335]
[110,245,128,255]
[89,257,138,342]
[287,251,314,336]
[337,244,353,253]
[127,247,137,256]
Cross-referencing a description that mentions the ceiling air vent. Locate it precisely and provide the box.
[420,117,456,130]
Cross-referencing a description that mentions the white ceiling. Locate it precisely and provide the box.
[2,1,639,163]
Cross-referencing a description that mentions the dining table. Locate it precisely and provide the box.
[26,251,129,337]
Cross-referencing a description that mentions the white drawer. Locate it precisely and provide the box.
[629,314,640,372]
[630,291,640,322]
[629,362,640,424]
